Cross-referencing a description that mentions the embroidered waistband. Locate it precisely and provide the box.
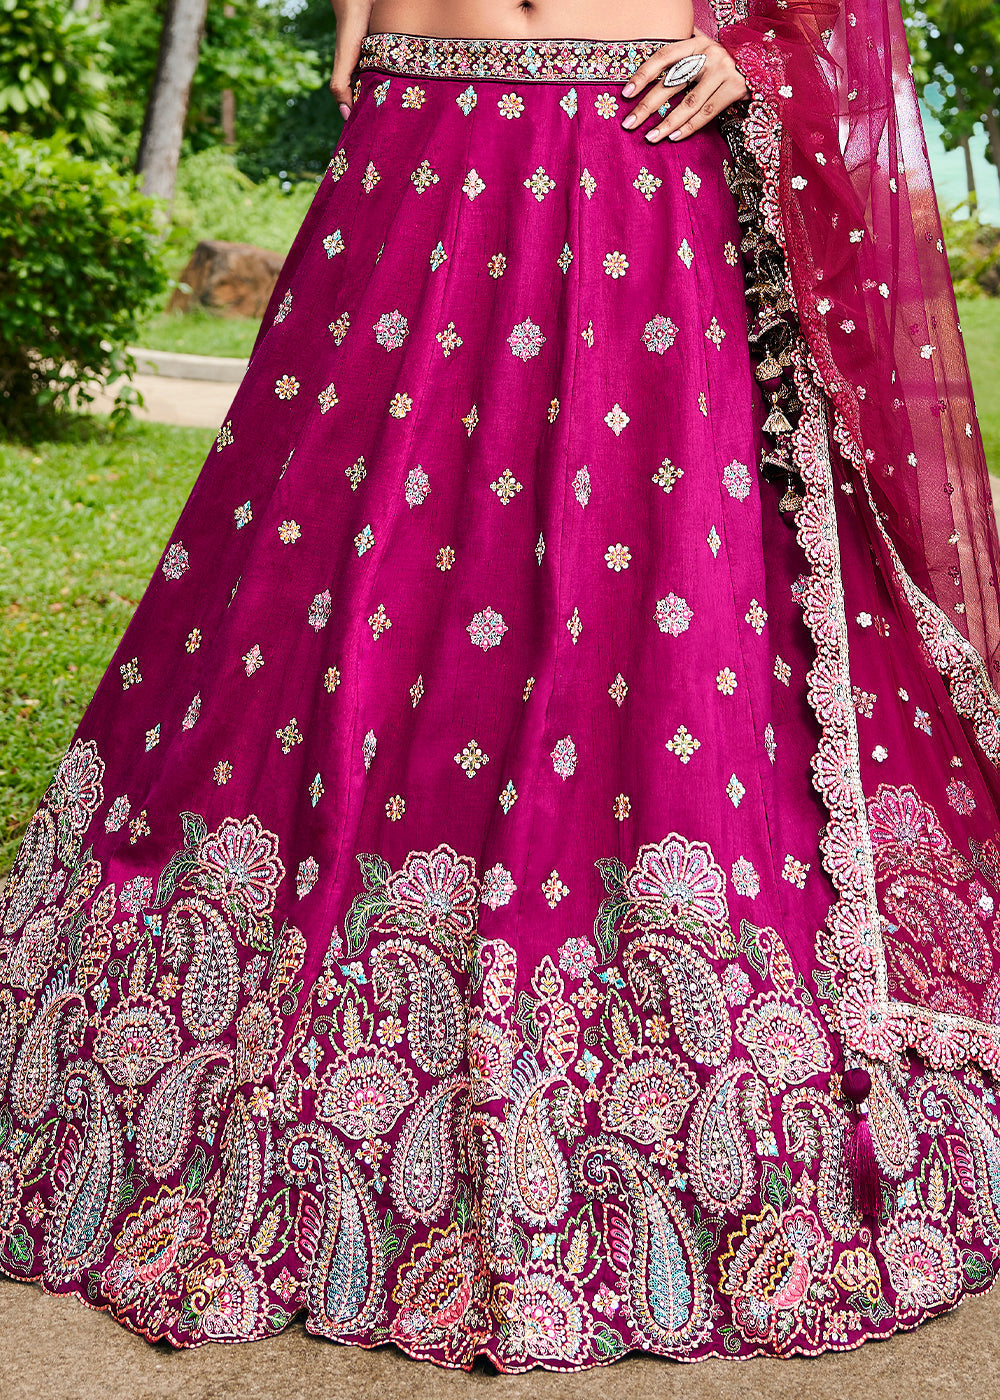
[358,33,680,84]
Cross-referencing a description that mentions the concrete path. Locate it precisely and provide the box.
[1,1277,998,1400]
[92,371,239,429]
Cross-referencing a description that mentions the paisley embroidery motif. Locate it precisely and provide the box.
[44,1063,123,1283]
[389,1075,467,1223]
[624,935,731,1066]
[165,898,241,1041]
[136,1046,232,1179]
[573,1136,712,1352]
[2,809,56,937]
[687,1061,758,1213]
[371,939,465,1077]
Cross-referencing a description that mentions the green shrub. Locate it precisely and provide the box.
[939,208,1000,298]
[0,0,113,152]
[167,147,318,264]
[0,133,168,429]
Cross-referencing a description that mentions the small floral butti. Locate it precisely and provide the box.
[3,34,1000,1379]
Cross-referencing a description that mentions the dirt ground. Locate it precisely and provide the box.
[1,1278,998,1400]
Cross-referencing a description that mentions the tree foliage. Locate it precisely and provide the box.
[905,1,1000,201]
[102,0,322,163]
[0,0,114,151]
[235,0,343,180]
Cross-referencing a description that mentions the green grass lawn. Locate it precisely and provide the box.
[0,420,212,873]
[137,306,260,358]
[958,298,1000,475]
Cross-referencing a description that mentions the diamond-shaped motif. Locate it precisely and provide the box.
[557,243,574,274]
[462,168,486,200]
[633,166,662,201]
[309,773,324,806]
[411,159,440,192]
[652,459,684,494]
[410,674,424,707]
[499,780,519,813]
[368,603,391,639]
[490,468,522,504]
[436,322,463,357]
[726,774,746,808]
[176,691,196,728]
[707,526,721,557]
[345,455,366,490]
[243,644,264,676]
[354,524,375,556]
[524,166,556,201]
[535,532,546,565]
[454,739,489,778]
[567,606,583,644]
[542,869,570,908]
[609,673,628,707]
[705,317,727,349]
[683,166,703,197]
[745,599,768,635]
[666,725,700,764]
[677,239,694,269]
[462,403,479,436]
[362,728,376,771]
[276,717,303,754]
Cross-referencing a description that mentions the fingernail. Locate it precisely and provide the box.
[667,132,682,141]
[339,103,351,121]
[622,113,637,129]
[622,82,635,97]
[647,129,665,143]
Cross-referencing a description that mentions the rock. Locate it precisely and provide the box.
[169,239,284,319]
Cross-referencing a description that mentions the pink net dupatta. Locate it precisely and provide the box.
[697,0,1000,1073]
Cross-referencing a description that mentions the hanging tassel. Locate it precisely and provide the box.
[841,1068,882,1218]
[779,475,805,514]
[763,393,795,436]
[755,352,783,382]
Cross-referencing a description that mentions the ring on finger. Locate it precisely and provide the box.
[660,54,707,88]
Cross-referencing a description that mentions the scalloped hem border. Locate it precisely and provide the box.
[0,1260,995,1372]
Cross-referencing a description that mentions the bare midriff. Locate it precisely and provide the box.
[367,0,695,41]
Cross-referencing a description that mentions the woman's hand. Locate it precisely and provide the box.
[621,29,749,143]
[329,1,376,120]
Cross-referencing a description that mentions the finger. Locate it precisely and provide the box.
[622,53,726,130]
[648,78,744,142]
[647,79,728,142]
[621,39,703,100]
[329,12,368,110]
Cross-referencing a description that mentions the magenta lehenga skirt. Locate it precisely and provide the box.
[3,32,1000,1370]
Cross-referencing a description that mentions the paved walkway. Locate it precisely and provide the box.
[92,371,239,429]
[1,1277,997,1400]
